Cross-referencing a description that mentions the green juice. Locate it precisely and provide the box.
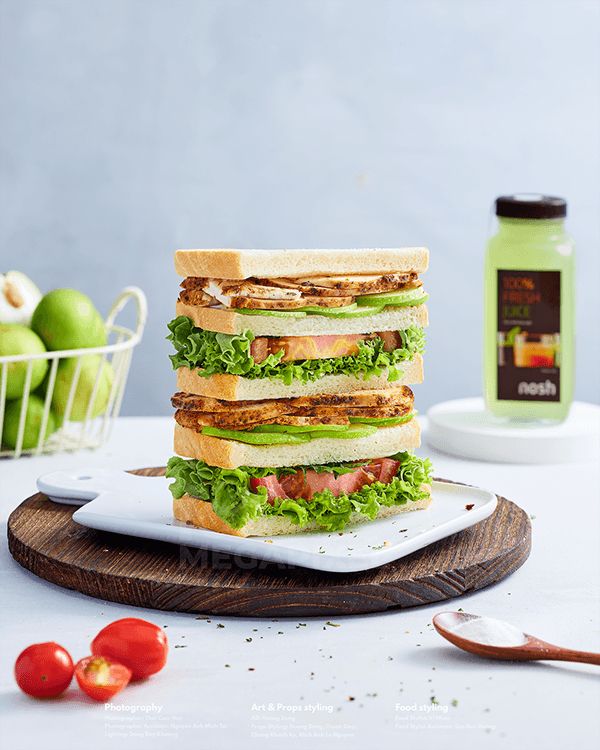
[484,195,575,422]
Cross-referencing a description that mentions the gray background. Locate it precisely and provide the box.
[1,0,598,416]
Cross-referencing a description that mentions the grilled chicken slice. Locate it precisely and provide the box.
[290,386,414,408]
[230,294,354,310]
[172,386,414,412]
[218,280,302,300]
[181,277,212,290]
[271,414,350,426]
[175,409,411,431]
[181,277,302,300]
[180,274,421,305]
[174,385,413,431]
[212,401,290,425]
[255,278,356,297]
[300,404,412,418]
[174,407,282,430]
[174,405,411,432]
[174,410,206,429]
[174,409,351,431]
[172,392,241,412]
[173,396,289,424]
[178,289,215,306]
[261,272,420,295]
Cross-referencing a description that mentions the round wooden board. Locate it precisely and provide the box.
[7,467,531,618]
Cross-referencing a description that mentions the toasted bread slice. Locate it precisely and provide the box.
[174,247,429,280]
[175,355,423,401]
[175,299,428,337]
[173,418,420,468]
[174,487,432,537]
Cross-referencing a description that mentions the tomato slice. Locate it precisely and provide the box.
[75,656,131,702]
[249,475,286,502]
[91,618,168,681]
[14,642,74,698]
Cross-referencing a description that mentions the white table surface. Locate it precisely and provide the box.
[1,416,599,750]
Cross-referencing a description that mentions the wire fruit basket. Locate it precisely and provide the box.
[0,286,147,459]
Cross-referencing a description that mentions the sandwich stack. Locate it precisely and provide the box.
[166,248,433,537]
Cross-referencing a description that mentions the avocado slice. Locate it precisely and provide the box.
[235,308,307,318]
[234,304,384,318]
[294,303,384,318]
[349,413,415,426]
[250,423,350,434]
[201,423,376,443]
[356,288,429,307]
[201,426,311,444]
[294,302,356,312]
[307,424,378,440]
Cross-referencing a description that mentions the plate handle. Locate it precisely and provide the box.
[37,468,122,505]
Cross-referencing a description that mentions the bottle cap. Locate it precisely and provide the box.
[495,194,567,219]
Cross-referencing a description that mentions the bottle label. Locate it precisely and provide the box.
[496,270,560,402]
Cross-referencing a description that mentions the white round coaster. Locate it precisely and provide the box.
[426,398,600,464]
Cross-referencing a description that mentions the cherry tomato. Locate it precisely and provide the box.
[14,642,74,698]
[91,618,168,681]
[75,656,131,702]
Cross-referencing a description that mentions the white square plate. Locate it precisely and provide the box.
[37,468,497,573]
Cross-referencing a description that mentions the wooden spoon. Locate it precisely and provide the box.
[433,611,600,666]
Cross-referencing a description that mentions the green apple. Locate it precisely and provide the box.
[31,289,106,351]
[51,355,114,421]
[2,394,56,450]
[0,323,48,399]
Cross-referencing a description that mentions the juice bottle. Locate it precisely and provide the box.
[484,194,575,422]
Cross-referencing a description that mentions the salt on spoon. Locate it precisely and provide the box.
[451,615,526,647]
[433,611,600,665]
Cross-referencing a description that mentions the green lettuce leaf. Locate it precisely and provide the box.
[166,453,432,532]
[166,316,425,384]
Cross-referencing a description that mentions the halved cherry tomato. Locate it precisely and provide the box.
[75,656,131,701]
[14,642,74,698]
[91,618,168,681]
